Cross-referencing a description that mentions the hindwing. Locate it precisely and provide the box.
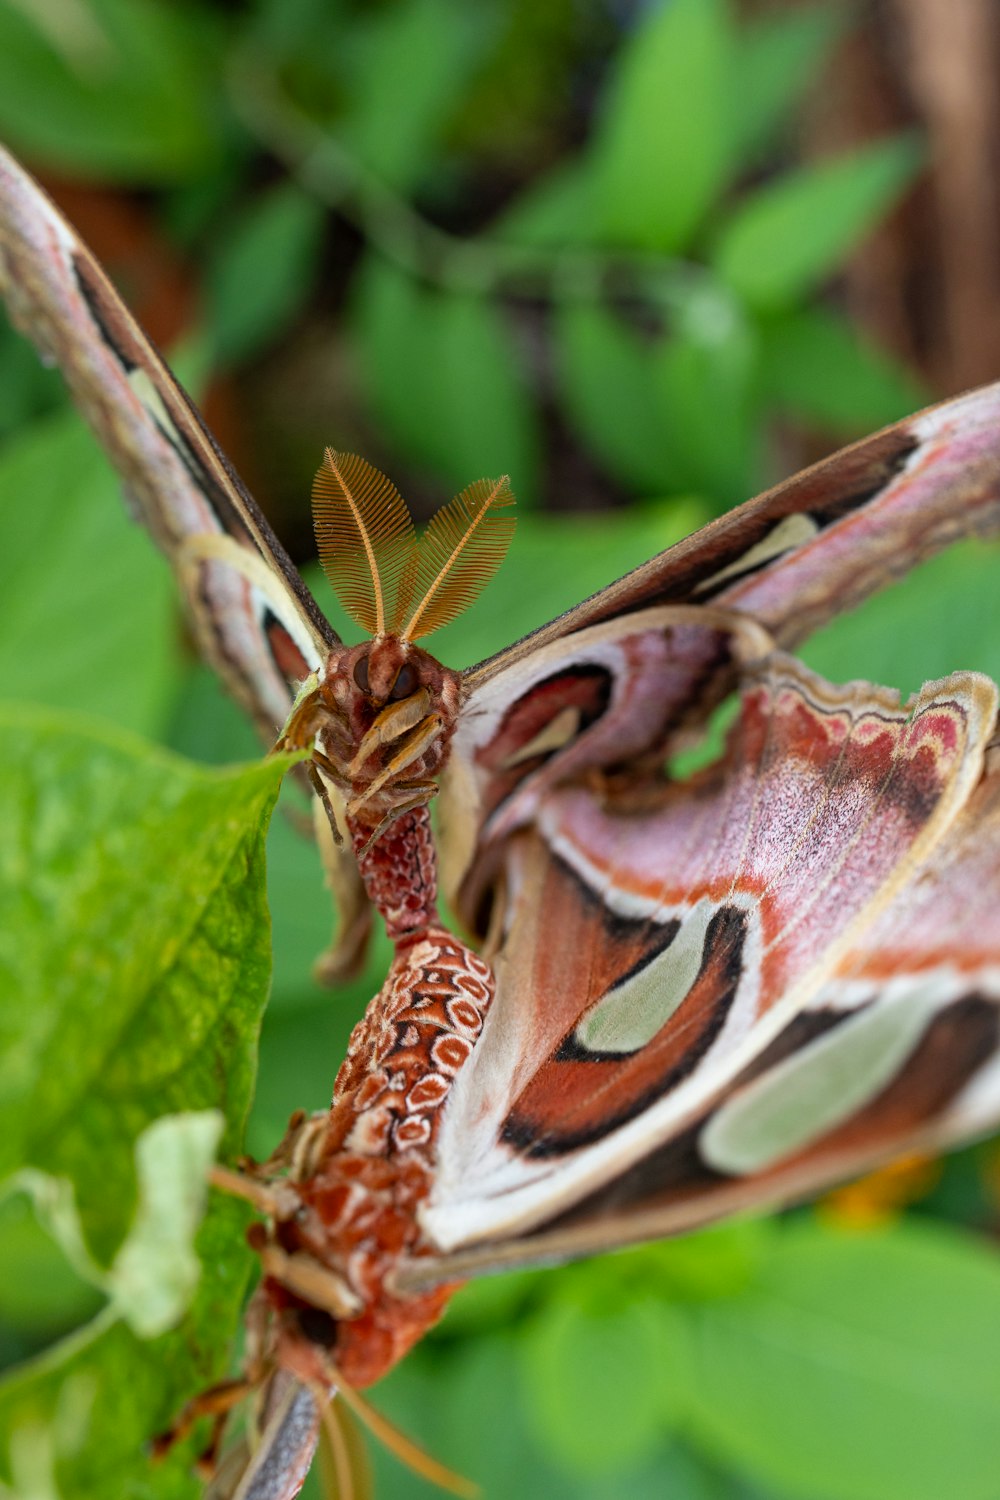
[404,656,1000,1284]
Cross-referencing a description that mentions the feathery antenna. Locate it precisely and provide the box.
[312,456,516,640]
[313,451,418,636]
[402,476,516,640]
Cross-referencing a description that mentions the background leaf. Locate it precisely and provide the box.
[758,306,927,433]
[208,183,326,364]
[371,1329,722,1500]
[0,410,179,737]
[0,0,219,182]
[653,299,762,507]
[520,1289,690,1473]
[682,1219,1000,1500]
[712,136,922,309]
[554,301,674,493]
[495,161,596,249]
[594,0,734,252]
[732,6,844,165]
[340,0,492,193]
[354,257,540,502]
[801,537,1000,696]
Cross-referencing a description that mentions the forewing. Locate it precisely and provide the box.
[445,384,1000,916]
[0,143,337,741]
[466,382,1000,687]
[205,1375,319,1500]
[405,656,1000,1285]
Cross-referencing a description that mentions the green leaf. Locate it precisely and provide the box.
[208,183,326,365]
[160,646,376,1019]
[375,1331,711,1500]
[520,1287,690,1474]
[0,709,286,1495]
[342,0,491,192]
[0,1196,102,1345]
[248,0,349,56]
[653,299,762,507]
[554,302,675,493]
[353,257,540,503]
[0,0,220,182]
[0,1195,251,1500]
[614,1220,775,1304]
[102,1112,225,1337]
[0,324,64,439]
[439,1266,545,1338]
[758,306,927,433]
[712,135,922,309]
[8,1111,222,1340]
[0,409,179,737]
[494,160,596,249]
[733,6,845,165]
[164,662,260,769]
[684,1218,1000,1500]
[801,536,1000,697]
[594,0,735,252]
[0,707,288,1264]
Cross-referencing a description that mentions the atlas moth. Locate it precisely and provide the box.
[3,141,1000,1498]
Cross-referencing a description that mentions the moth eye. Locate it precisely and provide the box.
[294,1305,339,1347]
[390,664,417,701]
[353,656,371,693]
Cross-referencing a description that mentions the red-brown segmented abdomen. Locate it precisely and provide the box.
[271,929,495,1387]
[351,804,440,940]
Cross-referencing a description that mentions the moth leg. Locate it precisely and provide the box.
[355,784,438,856]
[256,1242,363,1321]
[242,1282,275,1384]
[315,1357,477,1498]
[208,1164,302,1221]
[305,763,344,852]
[347,717,443,815]
[245,1107,311,1174]
[349,689,432,770]
[150,1377,251,1470]
[310,749,351,790]
[315,1390,370,1500]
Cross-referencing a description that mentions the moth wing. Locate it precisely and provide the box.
[465,381,1000,689]
[0,144,337,743]
[401,657,1000,1289]
[204,1374,319,1500]
[443,380,1000,917]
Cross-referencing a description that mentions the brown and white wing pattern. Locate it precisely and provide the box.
[0,143,336,741]
[531,735,1000,1266]
[403,655,1000,1285]
[444,385,1000,904]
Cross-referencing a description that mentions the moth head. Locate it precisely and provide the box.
[353,635,418,705]
[311,449,516,643]
[332,634,462,759]
[346,634,444,710]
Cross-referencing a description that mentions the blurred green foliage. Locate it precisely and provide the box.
[1,1,999,1498]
